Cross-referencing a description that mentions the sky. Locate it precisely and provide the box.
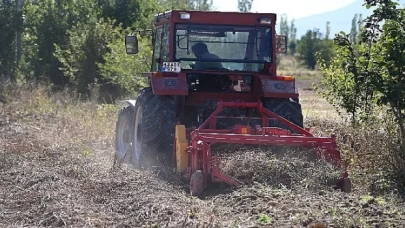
[212,0,358,19]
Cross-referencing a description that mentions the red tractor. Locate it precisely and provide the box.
[115,10,351,196]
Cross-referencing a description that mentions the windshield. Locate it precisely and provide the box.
[175,24,272,72]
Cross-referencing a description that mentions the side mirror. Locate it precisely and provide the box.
[125,35,139,54]
[276,35,287,54]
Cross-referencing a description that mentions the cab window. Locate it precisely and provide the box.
[152,24,170,72]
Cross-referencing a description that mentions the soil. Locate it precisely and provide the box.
[1,101,405,227]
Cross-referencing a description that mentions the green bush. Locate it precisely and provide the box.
[54,18,150,102]
[98,31,151,98]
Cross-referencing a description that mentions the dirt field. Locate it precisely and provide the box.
[1,81,405,227]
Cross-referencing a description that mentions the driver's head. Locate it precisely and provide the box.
[191,42,208,58]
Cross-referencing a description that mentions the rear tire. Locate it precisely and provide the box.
[115,106,135,165]
[263,98,304,132]
[131,87,176,167]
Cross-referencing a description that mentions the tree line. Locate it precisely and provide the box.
[277,13,363,70]
[0,0,355,100]
[0,0,401,111]
[0,0,215,102]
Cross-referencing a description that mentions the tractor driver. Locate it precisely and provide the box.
[191,42,223,70]
[188,42,234,91]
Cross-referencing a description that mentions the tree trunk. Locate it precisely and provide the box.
[392,105,405,150]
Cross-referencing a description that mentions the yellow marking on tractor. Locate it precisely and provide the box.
[175,124,188,172]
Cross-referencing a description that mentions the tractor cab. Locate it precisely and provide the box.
[125,10,287,75]
[125,10,289,102]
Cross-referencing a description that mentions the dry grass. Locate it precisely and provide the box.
[299,89,342,120]
[218,145,342,191]
[277,56,405,195]
[277,55,342,120]
[1,82,405,227]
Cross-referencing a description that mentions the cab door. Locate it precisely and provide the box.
[151,23,171,72]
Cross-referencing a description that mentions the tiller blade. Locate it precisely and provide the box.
[178,101,350,196]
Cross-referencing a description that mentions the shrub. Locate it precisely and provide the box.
[54,18,150,102]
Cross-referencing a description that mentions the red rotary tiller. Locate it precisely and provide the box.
[173,101,350,196]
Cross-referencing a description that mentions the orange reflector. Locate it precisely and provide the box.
[152,72,163,77]
[275,76,295,81]
[241,128,247,134]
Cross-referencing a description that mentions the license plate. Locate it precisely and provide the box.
[162,62,181,73]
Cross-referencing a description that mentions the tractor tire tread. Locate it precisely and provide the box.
[264,98,304,131]
[137,87,175,153]
[115,106,135,163]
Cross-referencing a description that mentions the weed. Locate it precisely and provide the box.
[257,214,272,225]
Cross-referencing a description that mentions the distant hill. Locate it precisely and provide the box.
[290,0,405,38]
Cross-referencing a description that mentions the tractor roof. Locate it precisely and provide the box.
[153,10,277,25]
